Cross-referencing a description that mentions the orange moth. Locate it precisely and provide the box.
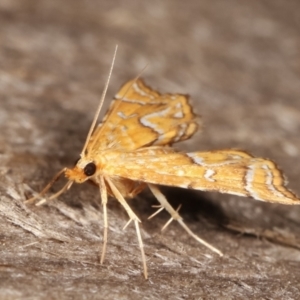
[26,47,300,279]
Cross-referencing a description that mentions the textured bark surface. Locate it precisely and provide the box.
[1,0,300,299]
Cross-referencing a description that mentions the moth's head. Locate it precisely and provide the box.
[65,157,98,183]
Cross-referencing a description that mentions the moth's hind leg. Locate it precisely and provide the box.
[148,184,223,257]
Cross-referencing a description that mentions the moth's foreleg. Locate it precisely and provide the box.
[99,176,108,264]
[25,168,68,205]
[147,183,223,257]
[105,176,148,279]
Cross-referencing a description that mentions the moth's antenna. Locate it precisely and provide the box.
[81,45,118,156]
[100,63,148,125]
[89,63,149,148]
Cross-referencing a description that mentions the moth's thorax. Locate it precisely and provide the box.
[63,151,146,198]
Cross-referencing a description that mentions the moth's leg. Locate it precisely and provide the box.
[26,180,73,206]
[25,168,67,204]
[127,182,147,198]
[161,204,182,231]
[105,176,148,279]
[148,183,223,257]
[148,205,164,220]
[99,176,108,264]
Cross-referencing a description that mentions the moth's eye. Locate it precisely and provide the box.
[74,157,80,166]
[84,162,96,176]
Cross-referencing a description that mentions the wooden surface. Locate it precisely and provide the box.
[1,0,300,299]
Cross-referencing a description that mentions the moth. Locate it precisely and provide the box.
[27,49,300,279]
